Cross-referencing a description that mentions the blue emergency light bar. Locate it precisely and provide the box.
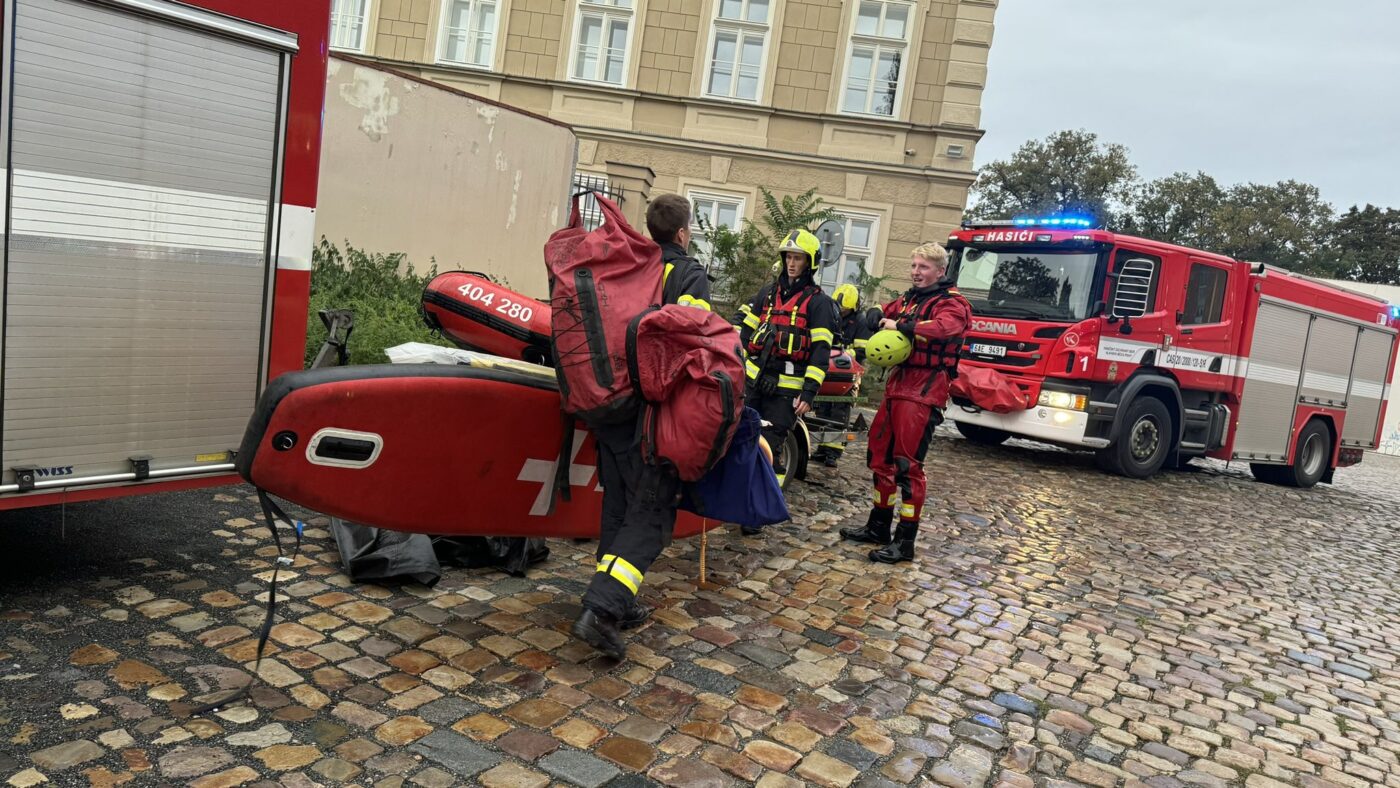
[961,215,1100,231]
[1012,216,1095,228]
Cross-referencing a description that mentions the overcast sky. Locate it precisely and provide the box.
[977,0,1400,211]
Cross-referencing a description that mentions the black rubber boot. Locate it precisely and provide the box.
[869,522,917,564]
[572,608,626,659]
[618,603,653,631]
[840,507,894,545]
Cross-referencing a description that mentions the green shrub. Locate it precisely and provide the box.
[304,239,450,367]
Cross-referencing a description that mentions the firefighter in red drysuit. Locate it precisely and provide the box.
[841,243,971,563]
[737,229,838,492]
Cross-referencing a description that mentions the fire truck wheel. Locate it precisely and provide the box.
[955,422,1011,446]
[1282,419,1332,488]
[1101,396,1173,479]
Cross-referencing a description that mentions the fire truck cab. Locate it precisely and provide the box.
[945,218,1400,486]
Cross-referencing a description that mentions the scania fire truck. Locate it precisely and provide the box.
[0,0,330,509]
[945,217,1399,487]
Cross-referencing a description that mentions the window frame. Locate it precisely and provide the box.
[436,0,502,70]
[702,0,773,104]
[329,0,371,53]
[567,0,638,88]
[837,0,916,119]
[820,211,881,292]
[1181,261,1231,326]
[687,189,748,271]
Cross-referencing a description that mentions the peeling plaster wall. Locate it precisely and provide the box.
[317,57,577,299]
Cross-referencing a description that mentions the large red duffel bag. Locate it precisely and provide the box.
[950,365,1029,414]
[543,192,662,425]
[630,305,746,481]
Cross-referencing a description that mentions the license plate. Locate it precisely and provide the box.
[971,343,1006,357]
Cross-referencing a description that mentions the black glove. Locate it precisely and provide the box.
[756,374,778,397]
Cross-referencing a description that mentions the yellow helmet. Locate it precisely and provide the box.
[832,283,860,311]
[865,329,912,368]
[777,229,821,272]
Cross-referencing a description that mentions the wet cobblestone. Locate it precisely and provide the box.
[3,429,1400,787]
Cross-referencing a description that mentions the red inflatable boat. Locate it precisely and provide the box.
[422,271,553,365]
[237,357,718,539]
[421,271,863,393]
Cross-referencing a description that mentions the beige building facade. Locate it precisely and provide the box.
[328,0,998,294]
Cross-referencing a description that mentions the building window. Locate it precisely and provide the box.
[840,0,913,117]
[1183,263,1229,325]
[330,0,370,52]
[572,0,634,86]
[820,213,879,292]
[688,190,746,269]
[440,0,498,68]
[705,0,770,102]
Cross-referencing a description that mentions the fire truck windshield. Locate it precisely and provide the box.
[954,248,1099,322]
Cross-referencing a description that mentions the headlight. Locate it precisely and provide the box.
[1038,390,1088,411]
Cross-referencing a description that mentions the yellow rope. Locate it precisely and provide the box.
[699,520,708,588]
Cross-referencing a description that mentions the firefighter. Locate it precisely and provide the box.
[738,229,838,491]
[812,283,876,467]
[840,243,971,563]
[572,193,711,660]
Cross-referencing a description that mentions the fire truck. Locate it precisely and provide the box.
[945,217,1400,487]
[0,0,329,509]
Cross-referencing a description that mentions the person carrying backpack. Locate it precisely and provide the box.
[736,229,838,493]
[840,243,971,563]
[570,194,714,659]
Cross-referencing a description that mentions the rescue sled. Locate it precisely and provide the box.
[236,357,718,539]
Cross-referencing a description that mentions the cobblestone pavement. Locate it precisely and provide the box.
[3,428,1400,788]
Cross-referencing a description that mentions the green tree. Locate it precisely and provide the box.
[756,187,840,240]
[967,130,1138,224]
[1120,171,1228,249]
[1328,204,1400,284]
[1122,175,1337,274]
[699,218,773,311]
[1209,180,1335,275]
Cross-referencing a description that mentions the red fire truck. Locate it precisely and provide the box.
[945,217,1400,487]
[0,0,329,509]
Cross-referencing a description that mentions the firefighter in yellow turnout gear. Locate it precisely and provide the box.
[812,283,878,467]
[737,229,839,503]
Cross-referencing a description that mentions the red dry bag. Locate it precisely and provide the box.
[950,366,1028,414]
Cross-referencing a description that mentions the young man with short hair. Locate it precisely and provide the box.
[572,193,713,659]
[841,243,971,563]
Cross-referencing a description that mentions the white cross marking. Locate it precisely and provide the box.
[517,430,597,516]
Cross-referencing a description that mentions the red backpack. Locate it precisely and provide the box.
[544,193,663,424]
[630,305,745,481]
